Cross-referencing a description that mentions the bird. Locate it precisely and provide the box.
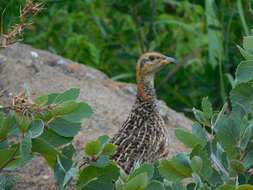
[110,52,177,173]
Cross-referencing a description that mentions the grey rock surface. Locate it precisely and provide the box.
[0,43,192,189]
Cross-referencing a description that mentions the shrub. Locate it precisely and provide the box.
[76,35,253,190]
[0,88,92,189]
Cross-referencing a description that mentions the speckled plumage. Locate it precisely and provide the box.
[111,52,174,173]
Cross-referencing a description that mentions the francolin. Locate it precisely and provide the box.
[111,52,176,173]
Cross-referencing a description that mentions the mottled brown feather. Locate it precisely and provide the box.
[110,52,170,173]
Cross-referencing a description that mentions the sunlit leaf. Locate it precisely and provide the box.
[0,146,18,168]
[0,115,13,140]
[51,101,79,116]
[122,173,148,190]
[39,129,72,147]
[145,180,165,190]
[201,97,213,118]
[217,184,235,190]
[175,129,206,148]
[77,163,119,189]
[48,118,81,137]
[191,156,203,173]
[243,150,253,169]
[62,102,93,122]
[54,88,80,104]
[32,138,61,168]
[29,119,44,138]
[102,143,116,156]
[84,140,101,156]
[159,153,192,181]
[236,61,253,84]
[129,164,154,180]
[236,185,253,190]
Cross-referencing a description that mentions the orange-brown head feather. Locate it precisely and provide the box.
[136,52,176,100]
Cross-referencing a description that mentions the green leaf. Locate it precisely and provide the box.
[129,164,154,180]
[98,135,110,146]
[230,83,253,113]
[159,153,192,181]
[48,118,81,137]
[85,140,101,156]
[102,143,116,156]
[29,120,44,138]
[15,114,31,133]
[63,167,78,187]
[51,101,79,116]
[201,97,213,118]
[61,144,75,171]
[47,93,60,104]
[175,129,205,148]
[236,61,253,84]
[54,156,66,189]
[145,180,165,190]
[236,185,253,190]
[123,173,148,190]
[39,129,72,147]
[192,123,208,143]
[32,138,61,168]
[243,150,253,169]
[54,144,75,188]
[215,116,241,158]
[237,45,253,60]
[77,163,119,189]
[0,146,18,168]
[190,145,219,186]
[191,156,203,173]
[243,36,253,51]
[230,160,244,173]
[62,102,93,123]
[217,185,235,190]
[54,88,80,104]
[0,115,13,140]
[240,123,253,150]
[34,95,48,105]
[93,155,110,167]
[20,132,32,163]
[192,108,206,123]
[78,176,114,190]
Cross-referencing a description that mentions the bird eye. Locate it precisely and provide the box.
[149,56,155,61]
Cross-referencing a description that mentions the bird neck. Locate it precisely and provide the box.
[136,74,156,102]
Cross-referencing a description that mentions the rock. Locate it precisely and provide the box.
[0,43,192,189]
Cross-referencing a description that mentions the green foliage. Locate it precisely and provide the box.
[1,0,251,116]
[0,88,92,189]
[75,34,253,190]
[156,35,253,189]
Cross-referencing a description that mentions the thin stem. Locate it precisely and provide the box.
[219,54,226,103]
[131,0,145,53]
[237,0,249,35]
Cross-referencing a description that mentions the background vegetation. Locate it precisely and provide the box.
[1,0,252,116]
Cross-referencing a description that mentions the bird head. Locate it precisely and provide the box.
[136,52,176,101]
[136,52,176,81]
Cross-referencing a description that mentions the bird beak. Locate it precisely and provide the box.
[164,56,177,64]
